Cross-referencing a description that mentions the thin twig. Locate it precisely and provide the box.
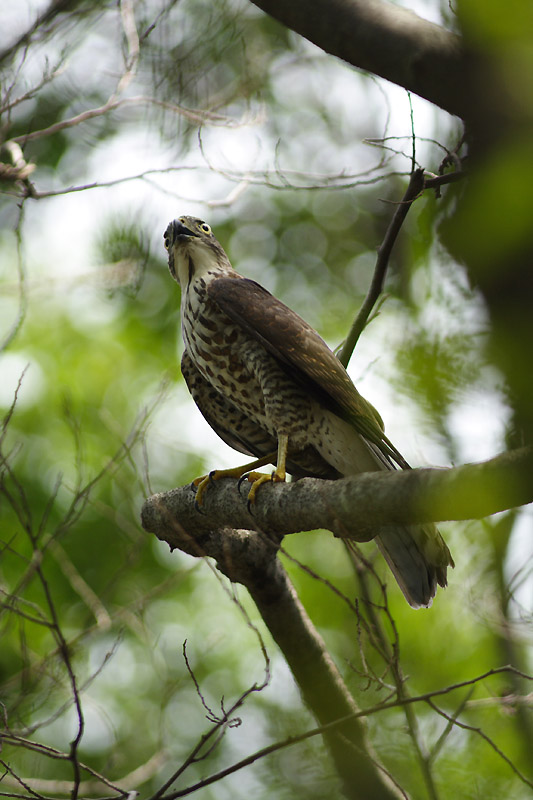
[148,679,270,800]
[32,564,84,800]
[346,546,440,799]
[426,698,533,788]
[338,168,425,368]
[428,687,474,763]
[148,580,271,800]
[0,199,28,353]
[0,0,79,67]
[158,665,533,799]
[1,734,128,796]
[12,96,246,147]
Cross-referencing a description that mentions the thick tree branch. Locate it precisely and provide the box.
[142,445,530,799]
[249,0,471,118]
[142,447,532,546]
[141,447,530,797]
[140,520,400,799]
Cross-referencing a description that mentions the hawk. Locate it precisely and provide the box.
[164,215,454,608]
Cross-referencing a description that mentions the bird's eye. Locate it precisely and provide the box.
[164,237,170,250]
[200,222,211,234]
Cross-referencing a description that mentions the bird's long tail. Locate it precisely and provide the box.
[375,523,453,608]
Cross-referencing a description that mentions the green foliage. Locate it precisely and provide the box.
[0,1,531,799]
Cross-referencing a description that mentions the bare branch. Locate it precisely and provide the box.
[0,0,83,68]
[157,526,401,800]
[0,733,129,796]
[46,539,112,630]
[0,60,66,117]
[426,698,533,789]
[0,199,28,353]
[338,167,425,367]
[346,551,440,800]
[249,0,469,118]
[141,447,533,546]
[11,96,237,146]
[140,446,531,797]
[159,665,533,799]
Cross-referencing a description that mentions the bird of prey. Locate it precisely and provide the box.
[164,215,454,608]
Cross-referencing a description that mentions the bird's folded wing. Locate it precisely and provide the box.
[208,277,409,468]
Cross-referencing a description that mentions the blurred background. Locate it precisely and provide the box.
[0,1,531,798]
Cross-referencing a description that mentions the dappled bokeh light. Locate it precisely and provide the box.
[0,1,531,798]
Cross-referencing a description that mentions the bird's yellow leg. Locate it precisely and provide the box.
[246,433,288,505]
[193,452,277,507]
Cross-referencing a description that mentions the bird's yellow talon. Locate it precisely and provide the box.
[191,453,278,509]
[245,465,286,505]
[193,474,212,507]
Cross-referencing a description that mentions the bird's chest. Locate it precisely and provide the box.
[181,280,263,410]
[181,277,314,442]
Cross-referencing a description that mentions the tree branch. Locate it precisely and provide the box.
[0,0,89,68]
[338,167,425,367]
[249,0,470,118]
[141,447,533,546]
[140,516,401,799]
[141,447,531,797]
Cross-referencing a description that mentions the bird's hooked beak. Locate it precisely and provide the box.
[164,219,200,282]
[164,219,199,250]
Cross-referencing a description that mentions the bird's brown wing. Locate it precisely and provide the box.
[208,277,409,468]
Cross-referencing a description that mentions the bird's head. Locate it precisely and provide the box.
[164,215,231,287]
